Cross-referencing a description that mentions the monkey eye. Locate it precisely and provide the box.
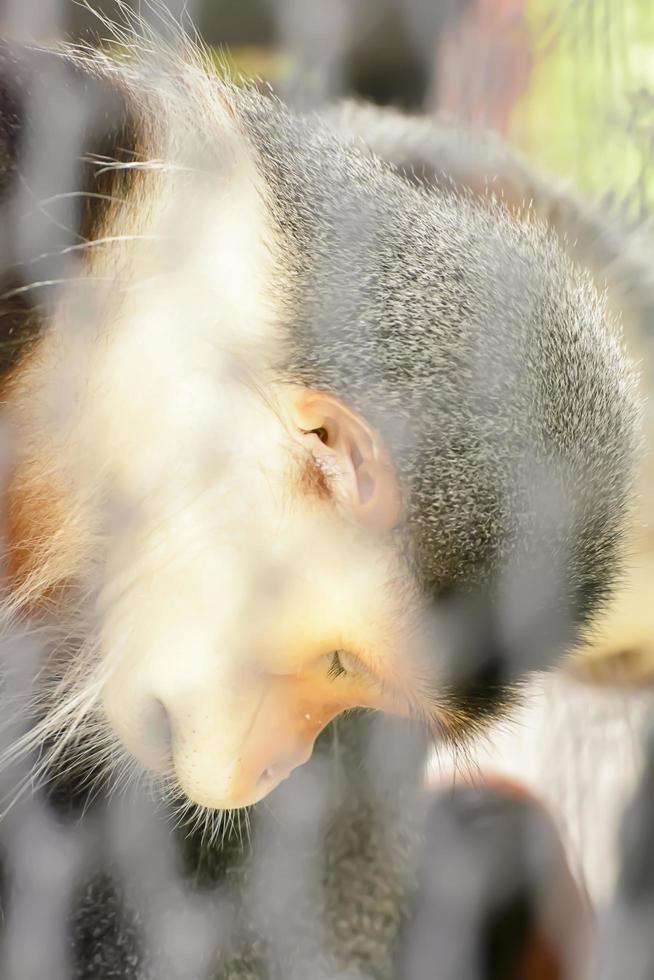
[326,650,369,681]
[323,651,388,700]
[327,650,347,680]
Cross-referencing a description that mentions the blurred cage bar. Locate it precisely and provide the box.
[0,1,651,979]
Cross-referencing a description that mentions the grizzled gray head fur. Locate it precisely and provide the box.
[0,33,640,703]
[241,90,641,668]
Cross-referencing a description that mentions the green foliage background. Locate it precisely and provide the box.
[511,0,654,214]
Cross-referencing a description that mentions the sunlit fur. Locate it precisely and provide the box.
[0,8,641,828]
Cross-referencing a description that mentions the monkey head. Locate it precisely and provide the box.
[0,45,641,811]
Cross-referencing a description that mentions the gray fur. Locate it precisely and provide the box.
[323,99,654,335]
[240,90,640,647]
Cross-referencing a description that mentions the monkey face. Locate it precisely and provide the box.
[6,212,426,810]
[0,81,434,812]
[0,47,639,814]
[94,381,420,809]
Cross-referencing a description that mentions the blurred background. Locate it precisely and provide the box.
[56,0,654,216]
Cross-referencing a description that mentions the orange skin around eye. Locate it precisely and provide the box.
[212,675,344,806]
[220,659,411,807]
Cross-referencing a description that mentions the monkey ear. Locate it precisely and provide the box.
[288,388,402,530]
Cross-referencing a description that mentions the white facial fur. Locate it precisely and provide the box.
[5,82,412,810]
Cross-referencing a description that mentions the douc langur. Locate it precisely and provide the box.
[0,26,642,979]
